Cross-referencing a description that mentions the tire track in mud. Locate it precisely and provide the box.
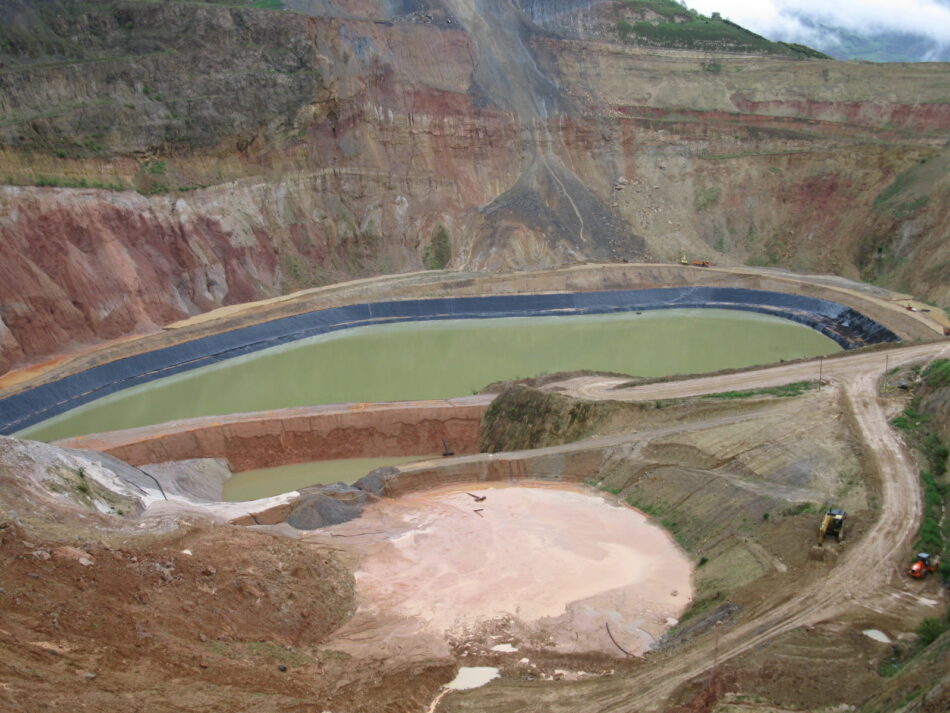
[458,341,948,712]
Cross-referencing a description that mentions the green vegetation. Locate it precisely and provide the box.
[675,588,725,625]
[916,609,950,646]
[891,196,928,218]
[704,381,816,400]
[76,466,90,496]
[614,2,829,57]
[923,358,950,388]
[918,471,944,553]
[781,502,819,517]
[700,149,814,160]
[890,397,923,431]
[480,386,631,452]
[873,170,911,209]
[877,607,950,677]
[777,41,830,59]
[619,0,688,21]
[891,362,949,579]
[29,176,127,191]
[626,494,689,549]
[422,225,451,270]
[693,186,721,211]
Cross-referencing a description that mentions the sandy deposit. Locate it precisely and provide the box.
[309,483,692,658]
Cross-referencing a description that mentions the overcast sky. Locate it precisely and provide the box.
[684,0,950,47]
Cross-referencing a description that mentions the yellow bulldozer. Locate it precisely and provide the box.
[817,508,845,546]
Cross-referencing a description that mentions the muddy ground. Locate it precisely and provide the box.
[0,516,457,713]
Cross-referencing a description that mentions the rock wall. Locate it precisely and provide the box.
[1,0,948,373]
[55,398,488,472]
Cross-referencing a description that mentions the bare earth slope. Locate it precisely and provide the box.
[439,340,949,711]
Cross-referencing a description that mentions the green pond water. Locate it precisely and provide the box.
[21,309,839,442]
[222,456,431,502]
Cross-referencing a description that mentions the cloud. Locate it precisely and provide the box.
[684,0,950,46]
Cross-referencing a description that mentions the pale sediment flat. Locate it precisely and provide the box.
[310,482,692,659]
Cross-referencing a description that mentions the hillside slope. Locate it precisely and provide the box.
[0,0,948,372]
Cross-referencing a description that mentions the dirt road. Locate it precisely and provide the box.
[548,342,948,403]
[454,340,949,711]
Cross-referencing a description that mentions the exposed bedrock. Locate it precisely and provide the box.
[55,398,486,472]
[0,1,948,372]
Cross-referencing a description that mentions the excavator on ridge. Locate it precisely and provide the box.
[679,254,710,267]
[817,508,846,546]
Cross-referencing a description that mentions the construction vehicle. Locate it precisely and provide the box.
[679,254,689,265]
[691,260,710,267]
[908,553,939,579]
[817,508,846,546]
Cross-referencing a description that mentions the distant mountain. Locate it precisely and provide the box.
[786,15,950,62]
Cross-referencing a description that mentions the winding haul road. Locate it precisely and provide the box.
[458,340,949,712]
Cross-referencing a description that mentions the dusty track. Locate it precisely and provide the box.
[455,340,949,711]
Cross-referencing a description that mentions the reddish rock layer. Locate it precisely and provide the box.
[1,4,948,374]
[55,397,490,473]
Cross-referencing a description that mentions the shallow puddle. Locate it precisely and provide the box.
[222,456,432,501]
[446,667,500,690]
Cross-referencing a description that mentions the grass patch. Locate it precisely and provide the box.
[626,495,690,549]
[700,149,814,160]
[626,496,661,519]
[917,616,948,647]
[422,225,451,270]
[781,502,819,517]
[893,372,949,579]
[892,196,928,218]
[30,176,127,191]
[76,466,90,496]
[694,186,721,211]
[877,608,950,677]
[873,169,919,211]
[704,381,816,400]
[613,1,826,57]
[923,359,950,389]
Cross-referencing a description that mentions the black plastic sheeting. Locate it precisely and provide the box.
[0,287,899,435]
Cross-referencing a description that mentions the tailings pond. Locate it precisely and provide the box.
[22,309,839,442]
[222,456,431,502]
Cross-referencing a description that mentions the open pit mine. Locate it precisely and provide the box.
[0,1,948,712]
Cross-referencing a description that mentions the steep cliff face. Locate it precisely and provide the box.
[0,0,948,373]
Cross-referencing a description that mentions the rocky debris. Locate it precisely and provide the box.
[140,459,234,502]
[285,490,366,530]
[656,602,742,651]
[809,545,840,561]
[354,466,400,496]
[0,437,149,520]
[0,520,362,712]
[51,546,95,567]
